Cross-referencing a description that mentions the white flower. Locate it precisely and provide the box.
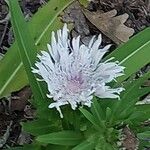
[32,24,125,118]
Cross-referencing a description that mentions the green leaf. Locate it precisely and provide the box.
[9,0,47,104]
[121,71,150,102]
[126,111,146,124]
[79,108,100,130]
[135,104,150,119]
[91,97,105,121]
[90,98,106,129]
[137,131,150,140]
[72,140,95,150]
[22,119,61,136]
[5,144,41,150]
[111,71,150,122]
[0,0,74,98]
[36,131,83,145]
[105,107,112,122]
[95,135,116,150]
[107,27,150,82]
[45,145,70,150]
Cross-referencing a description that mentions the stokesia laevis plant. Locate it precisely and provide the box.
[32,24,125,118]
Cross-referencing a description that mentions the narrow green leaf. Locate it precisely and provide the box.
[126,111,146,123]
[9,0,46,104]
[137,131,150,140]
[45,145,69,150]
[121,71,150,101]
[72,140,95,150]
[91,97,104,121]
[91,98,106,128]
[79,108,100,130]
[0,0,74,98]
[105,107,112,122]
[135,104,150,120]
[112,71,150,120]
[106,27,150,82]
[118,105,135,120]
[22,119,60,136]
[36,131,83,145]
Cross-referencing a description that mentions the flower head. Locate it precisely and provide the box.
[32,24,124,118]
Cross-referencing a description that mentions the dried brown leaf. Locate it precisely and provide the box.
[83,9,135,45]
[122,126,139,150]
[61,1,90,36]
[10,86,32,111]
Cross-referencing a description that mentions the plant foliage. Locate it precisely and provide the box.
[4,0,150,149]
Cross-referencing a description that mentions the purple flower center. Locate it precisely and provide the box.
[66,74,84,94]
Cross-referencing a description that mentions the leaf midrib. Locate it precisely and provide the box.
[0,62,22,95]
[119,40,150,65]
[13,15,46,100]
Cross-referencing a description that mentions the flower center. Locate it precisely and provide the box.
[66,75,84,94]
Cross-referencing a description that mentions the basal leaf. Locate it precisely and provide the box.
[122,72,150,104]
[91,97,104,121]
[36,131,83,145]
[135,104,150,121]
[105,107,112,122]
[106,27,150,82]
[79,108,100,130]
[109,70,150,125]
[22,119,61,136]
[9,0,47,105]
[90,97,106,128]
[72,140,95,150]
[0,0,74,98]
[45,145,69,150]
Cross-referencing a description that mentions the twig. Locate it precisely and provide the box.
[0,21,8,48]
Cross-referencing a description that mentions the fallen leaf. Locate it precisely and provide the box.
[122,126,139,150]
[83,9,134,45]
[10,86,32,111]
[61,1,90,36]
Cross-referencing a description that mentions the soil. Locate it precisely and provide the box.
[0,0,149,149]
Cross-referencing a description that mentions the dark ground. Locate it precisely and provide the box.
[0,0,150,149]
